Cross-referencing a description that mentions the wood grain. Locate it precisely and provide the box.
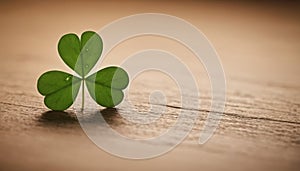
[0,1,299,171]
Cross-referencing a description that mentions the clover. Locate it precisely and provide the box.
[37,31,129,111]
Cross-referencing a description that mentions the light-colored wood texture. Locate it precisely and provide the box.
[0,1,299,171]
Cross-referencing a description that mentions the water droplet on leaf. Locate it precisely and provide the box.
[65,76,71,81]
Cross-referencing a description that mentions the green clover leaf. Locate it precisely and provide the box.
[37,31,129,111]
[86,67,129,108]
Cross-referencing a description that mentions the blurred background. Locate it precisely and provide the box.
[0,1,299,171]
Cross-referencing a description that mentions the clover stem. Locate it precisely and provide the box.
[81,78,85,111]
[80,52,85,111]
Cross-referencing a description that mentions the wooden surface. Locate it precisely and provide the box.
[0,1,299,171]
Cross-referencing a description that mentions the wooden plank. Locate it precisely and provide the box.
[0,1,299,171]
